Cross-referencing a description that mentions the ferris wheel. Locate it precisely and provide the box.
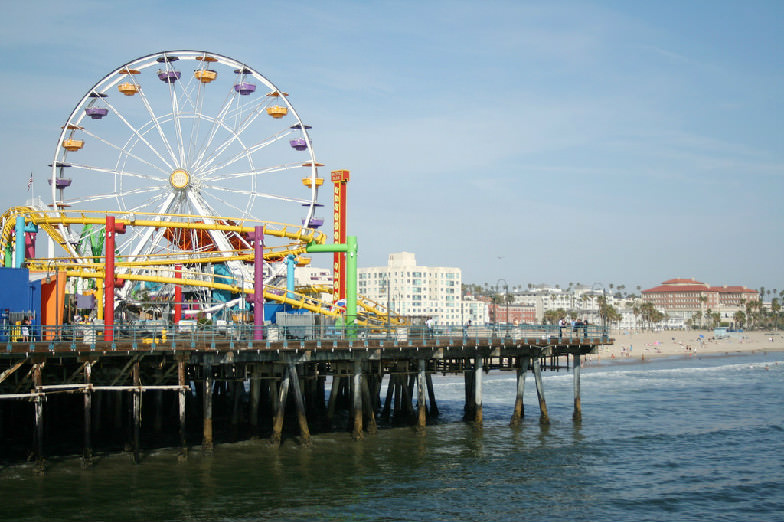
[50,50,323,272]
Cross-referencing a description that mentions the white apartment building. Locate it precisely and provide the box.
[358,252,463,325]
[461,296,490,325]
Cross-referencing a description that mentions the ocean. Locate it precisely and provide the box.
[1,351,783,522]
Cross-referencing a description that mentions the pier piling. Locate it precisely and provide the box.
[473,356,483,427]
[351,360,363,440]
[572,354,582,422]
[202,365,214,455]
[532,357,550,425]
[416,359,426,432]
[510,355,530,427]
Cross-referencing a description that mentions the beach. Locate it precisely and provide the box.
[593,329,784,362]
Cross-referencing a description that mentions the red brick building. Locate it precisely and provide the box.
[642,278,758,325]
[488,302,537,324]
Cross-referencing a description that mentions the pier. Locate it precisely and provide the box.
[0,323,611,469]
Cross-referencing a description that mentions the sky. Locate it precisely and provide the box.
[1,0,782,294]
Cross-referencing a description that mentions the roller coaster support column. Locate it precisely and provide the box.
[103,216,126,343]
[306,236,358,333]
[286,254,296,300]
[248,226,264,341]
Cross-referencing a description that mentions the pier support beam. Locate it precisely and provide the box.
[351,360,363,440]
[425,372,439,418]
[327,375,341,426]
[177,360,188,460]
[270,368,290,447]
[474,356,483,427]
[510,355,530,427]
[416,359,427,432]
[132,361,141,464]
[572,353,582,422]
[360,373,377,435]
[463,369,474,421]
[32,363,45,472]
[202,365,214,455]
[249,365,261,437]
[288,363,311,445]
[532,357,550,425]
[82,363,93,467]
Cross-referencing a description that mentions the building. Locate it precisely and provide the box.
[642,278,758,327]
[358,252,462,325]
[461,296,490,326]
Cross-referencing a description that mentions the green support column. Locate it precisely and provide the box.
[307,236,358,336]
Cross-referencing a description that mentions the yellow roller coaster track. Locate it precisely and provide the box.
[0,207,327,253]
[5,207,406,326]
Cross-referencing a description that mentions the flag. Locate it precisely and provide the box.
[27,172,33,191]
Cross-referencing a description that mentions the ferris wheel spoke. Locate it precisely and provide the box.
[196,127,292,176]
[186,82,209,167]
[64,185,161,207]
[123,193,177,262]
[100,94,176,172]
[191,91,238,168]
[208,185,312,205]
[124,190,173,214]
[67,163,165,183]
[134,83,180,168]
[77,129,171,177]
[200,162,303,183]
[166,74,187,167]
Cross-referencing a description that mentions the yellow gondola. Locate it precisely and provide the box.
[194,69,217,83]
[63,139,84,152]
[118,82,140,96]
[266,105,288,119]
[301,177,324,188]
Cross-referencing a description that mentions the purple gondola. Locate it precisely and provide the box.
[47,178,73,189]
[85,107,109,119]
[234,82,256,95]
[158,70,181,83]
[289,138,308,151]
[302,217,324,228]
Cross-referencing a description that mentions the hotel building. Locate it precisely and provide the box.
[357,252,463,325]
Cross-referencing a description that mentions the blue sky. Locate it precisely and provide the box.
[1,0,782,293]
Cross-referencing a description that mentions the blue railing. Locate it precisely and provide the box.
[3,321,608,350]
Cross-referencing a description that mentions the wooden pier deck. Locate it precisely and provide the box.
[0,327,613,469]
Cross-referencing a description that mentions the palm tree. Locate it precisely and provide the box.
[632,302,642,331]
[698,295,708,329]
[771,298,781,330]
[734,310,746,329]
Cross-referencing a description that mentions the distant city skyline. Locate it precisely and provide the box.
[2,1,782,291]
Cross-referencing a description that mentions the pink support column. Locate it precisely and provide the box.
[174,264,182,323]
[104,216,116,343]
[249,226,264,340]
[24,231,37,260]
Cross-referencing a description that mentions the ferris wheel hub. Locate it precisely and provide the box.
[169,168,190,190]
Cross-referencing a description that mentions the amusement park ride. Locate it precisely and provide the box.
[0,50,403,338]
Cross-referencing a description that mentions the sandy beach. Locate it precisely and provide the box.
[589,330,784,363]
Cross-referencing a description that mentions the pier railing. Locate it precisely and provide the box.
[2,321,608,351]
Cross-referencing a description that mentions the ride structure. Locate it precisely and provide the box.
[0,50,403,333]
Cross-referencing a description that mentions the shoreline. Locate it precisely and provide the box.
[585,330,784,365]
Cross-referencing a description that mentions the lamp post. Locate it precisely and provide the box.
[591,282,606,336]
[496,278,509,326]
